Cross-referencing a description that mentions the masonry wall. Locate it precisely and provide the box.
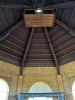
[0,60,75,100]
[22,67,59,93]
[60,61,75,100]
[0,60,20,100]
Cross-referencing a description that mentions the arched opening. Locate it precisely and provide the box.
[72,81,75,100]
[0,79,9,100]
[29,82,53,100]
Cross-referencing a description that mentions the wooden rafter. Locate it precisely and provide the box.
[0,51,21,66]
[3,8,11,27]
[68,7,75,26]
[0,4,23,9]
[53,0,57,4]
[10,35,26,45]
[0,44,23,57]
[45,1,75,9]
[44,27,60,75]
[12,9,17,22]
[58,51,75,59]
[20,27,35,75]
[31,0,37,7]
[21,0,27,5]
[55,18,75,37]
[61,8,66,21]
[1,1,75,9]
[41,0,46,7]
[0,20,23,41]
[12,0,16,4]
[0,21,5,32]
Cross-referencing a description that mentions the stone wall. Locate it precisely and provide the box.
[60,61,75,100]
[0,60,20,100]
[22,67,59,93]
[0,60,75,100]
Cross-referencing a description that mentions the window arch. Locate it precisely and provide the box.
[0,79,9,100]
[29,82,53,100]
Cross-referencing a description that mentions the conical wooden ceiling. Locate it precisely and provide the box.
[0,0,75,74]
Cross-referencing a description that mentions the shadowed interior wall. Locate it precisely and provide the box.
[0,60,75,100]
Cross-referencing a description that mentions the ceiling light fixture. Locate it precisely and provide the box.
[35,8,43,14]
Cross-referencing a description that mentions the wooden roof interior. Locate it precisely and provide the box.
[0,0,75,74]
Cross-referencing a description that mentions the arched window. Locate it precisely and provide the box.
[72,81,75,100]
[29,82,53,100]
[0,79,9,100]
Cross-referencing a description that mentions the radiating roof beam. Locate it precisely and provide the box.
[31,0,37,7]
[44,27,60,75]
[41,0,46,7]
[0,3,32,9]
[20,27,35,75]
[45,1,75,9]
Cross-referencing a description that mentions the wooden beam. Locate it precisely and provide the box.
[12,0,16,4]
[0,51,21,66]
[31,0,37,7]
[12,9,17,22]
[0,44,23,56]
[0,3,32,9]
[68,7,75,26]
[44,27,60,75]
[4,39,25,51]
[53,0,57,4]
[53,34,69,44]
[58,51,75,59]
[61,8,66,21]
[26,59,53,61]
[20,27,34,75]
[0,21,5,32]
[51,29,64,39]
[3,8,11,27]
[41,0,46,7]
[0,3,23,9]
[0,20,23,41]
[10,35,26,45]
[0,50,22,60]
[45,1,75,9]
[15,30,28,39]
[56,44,75,55]
[55,18,75,37]
[55,38,75,50]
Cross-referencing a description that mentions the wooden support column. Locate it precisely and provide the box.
[57,75,64,92]
[17,75,23,94]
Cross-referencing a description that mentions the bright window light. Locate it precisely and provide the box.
[29,97,53,100]
[0,79,9,100]
[72,81,75,100]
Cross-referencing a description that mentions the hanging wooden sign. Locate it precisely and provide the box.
[24,14,55,27]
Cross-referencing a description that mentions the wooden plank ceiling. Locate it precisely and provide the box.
[0,0,75,74]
